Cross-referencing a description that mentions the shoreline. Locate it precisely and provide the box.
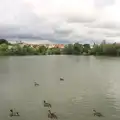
[0,54,119,57]
[0,39,120,57]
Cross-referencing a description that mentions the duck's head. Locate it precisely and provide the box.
[16,112,20,116]
[10,109,13,113]
[44,100,46,103]
[93,109,96,112]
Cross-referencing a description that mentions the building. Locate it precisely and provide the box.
[54,44,64,48]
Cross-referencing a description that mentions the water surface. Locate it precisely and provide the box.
[0,55,120,120]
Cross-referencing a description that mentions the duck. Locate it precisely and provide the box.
[9,109,13,117]
[34,82,39,86]
[9,109,20,117]
[48,110,57,119]
[93,109,103,117]
[60,77,64,81]
[14,112,20,116]
[43,100,52,108]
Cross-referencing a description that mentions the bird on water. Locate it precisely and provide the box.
[93,109,104,117]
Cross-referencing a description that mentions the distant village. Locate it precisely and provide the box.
[10,41,65,49]
[9,41,95,49]
[21,43,65,49]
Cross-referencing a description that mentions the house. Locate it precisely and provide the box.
[54,44,64,48]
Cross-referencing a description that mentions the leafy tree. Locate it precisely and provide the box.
[0,44,8,55]
[0,39,9,44]
[63,44,74,54]
[73,43,83,55]
[83,44,90,53]
[37,45,47,55]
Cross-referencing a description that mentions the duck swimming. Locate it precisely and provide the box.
[14,112,20,116]
[34,82,39,86]
[93,109,103,117]
[60,77,64,81]
[9,109,13,117]
[9,109,20,117]
[44,100,52,108]
[48,110,57,119]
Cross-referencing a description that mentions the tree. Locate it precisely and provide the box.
[90,44,103,55]
[63,44,74,54]
[83,44,90,53]
[0,39,9,44]
[52,48,61,54]
[37,45,47,55]
[0,43,8,55]
[73,43,83,54]
[102,44,116,56]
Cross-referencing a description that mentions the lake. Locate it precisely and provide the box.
[0,55,120,120]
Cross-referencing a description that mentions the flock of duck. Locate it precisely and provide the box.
[44,100,58,119]
[9,77,104,119]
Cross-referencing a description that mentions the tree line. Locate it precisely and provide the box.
[0,39,120,56]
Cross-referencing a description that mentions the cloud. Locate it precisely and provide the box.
[54,28,73,35]
[53,23,73,39]
[94,0,115,8]
[0,0,120,44]
[67,15,96,23]
[86,21,120,30]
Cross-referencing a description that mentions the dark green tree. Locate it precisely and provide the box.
[0,39,9,44]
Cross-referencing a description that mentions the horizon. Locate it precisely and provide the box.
[7,39,116,45]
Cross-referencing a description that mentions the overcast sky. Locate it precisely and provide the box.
[0,0,120,44]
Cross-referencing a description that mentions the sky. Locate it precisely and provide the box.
[0,0,120,44]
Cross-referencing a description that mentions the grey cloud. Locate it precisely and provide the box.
[0,23,46,40]
[0,0,119,44]
[0,24,19,34]
[54,28,73,35]
[0,0,48,41]
[87,30,95,34]
[105,32,120,37]
[94,0,115,8]
[50,39,71,44]
[0,22,73,43]
[87,27,120,37]
[67,15,96,23]
[0,33,43,40]
[87,21,120,30]
[0,0,45,25]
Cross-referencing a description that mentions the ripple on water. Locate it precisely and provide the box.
[71,96,84,103]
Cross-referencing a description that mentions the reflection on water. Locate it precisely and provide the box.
[0,57,11,75]
[0,56,120,120]
[107,79,120,111]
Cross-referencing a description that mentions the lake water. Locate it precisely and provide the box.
[0,55,120,120]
